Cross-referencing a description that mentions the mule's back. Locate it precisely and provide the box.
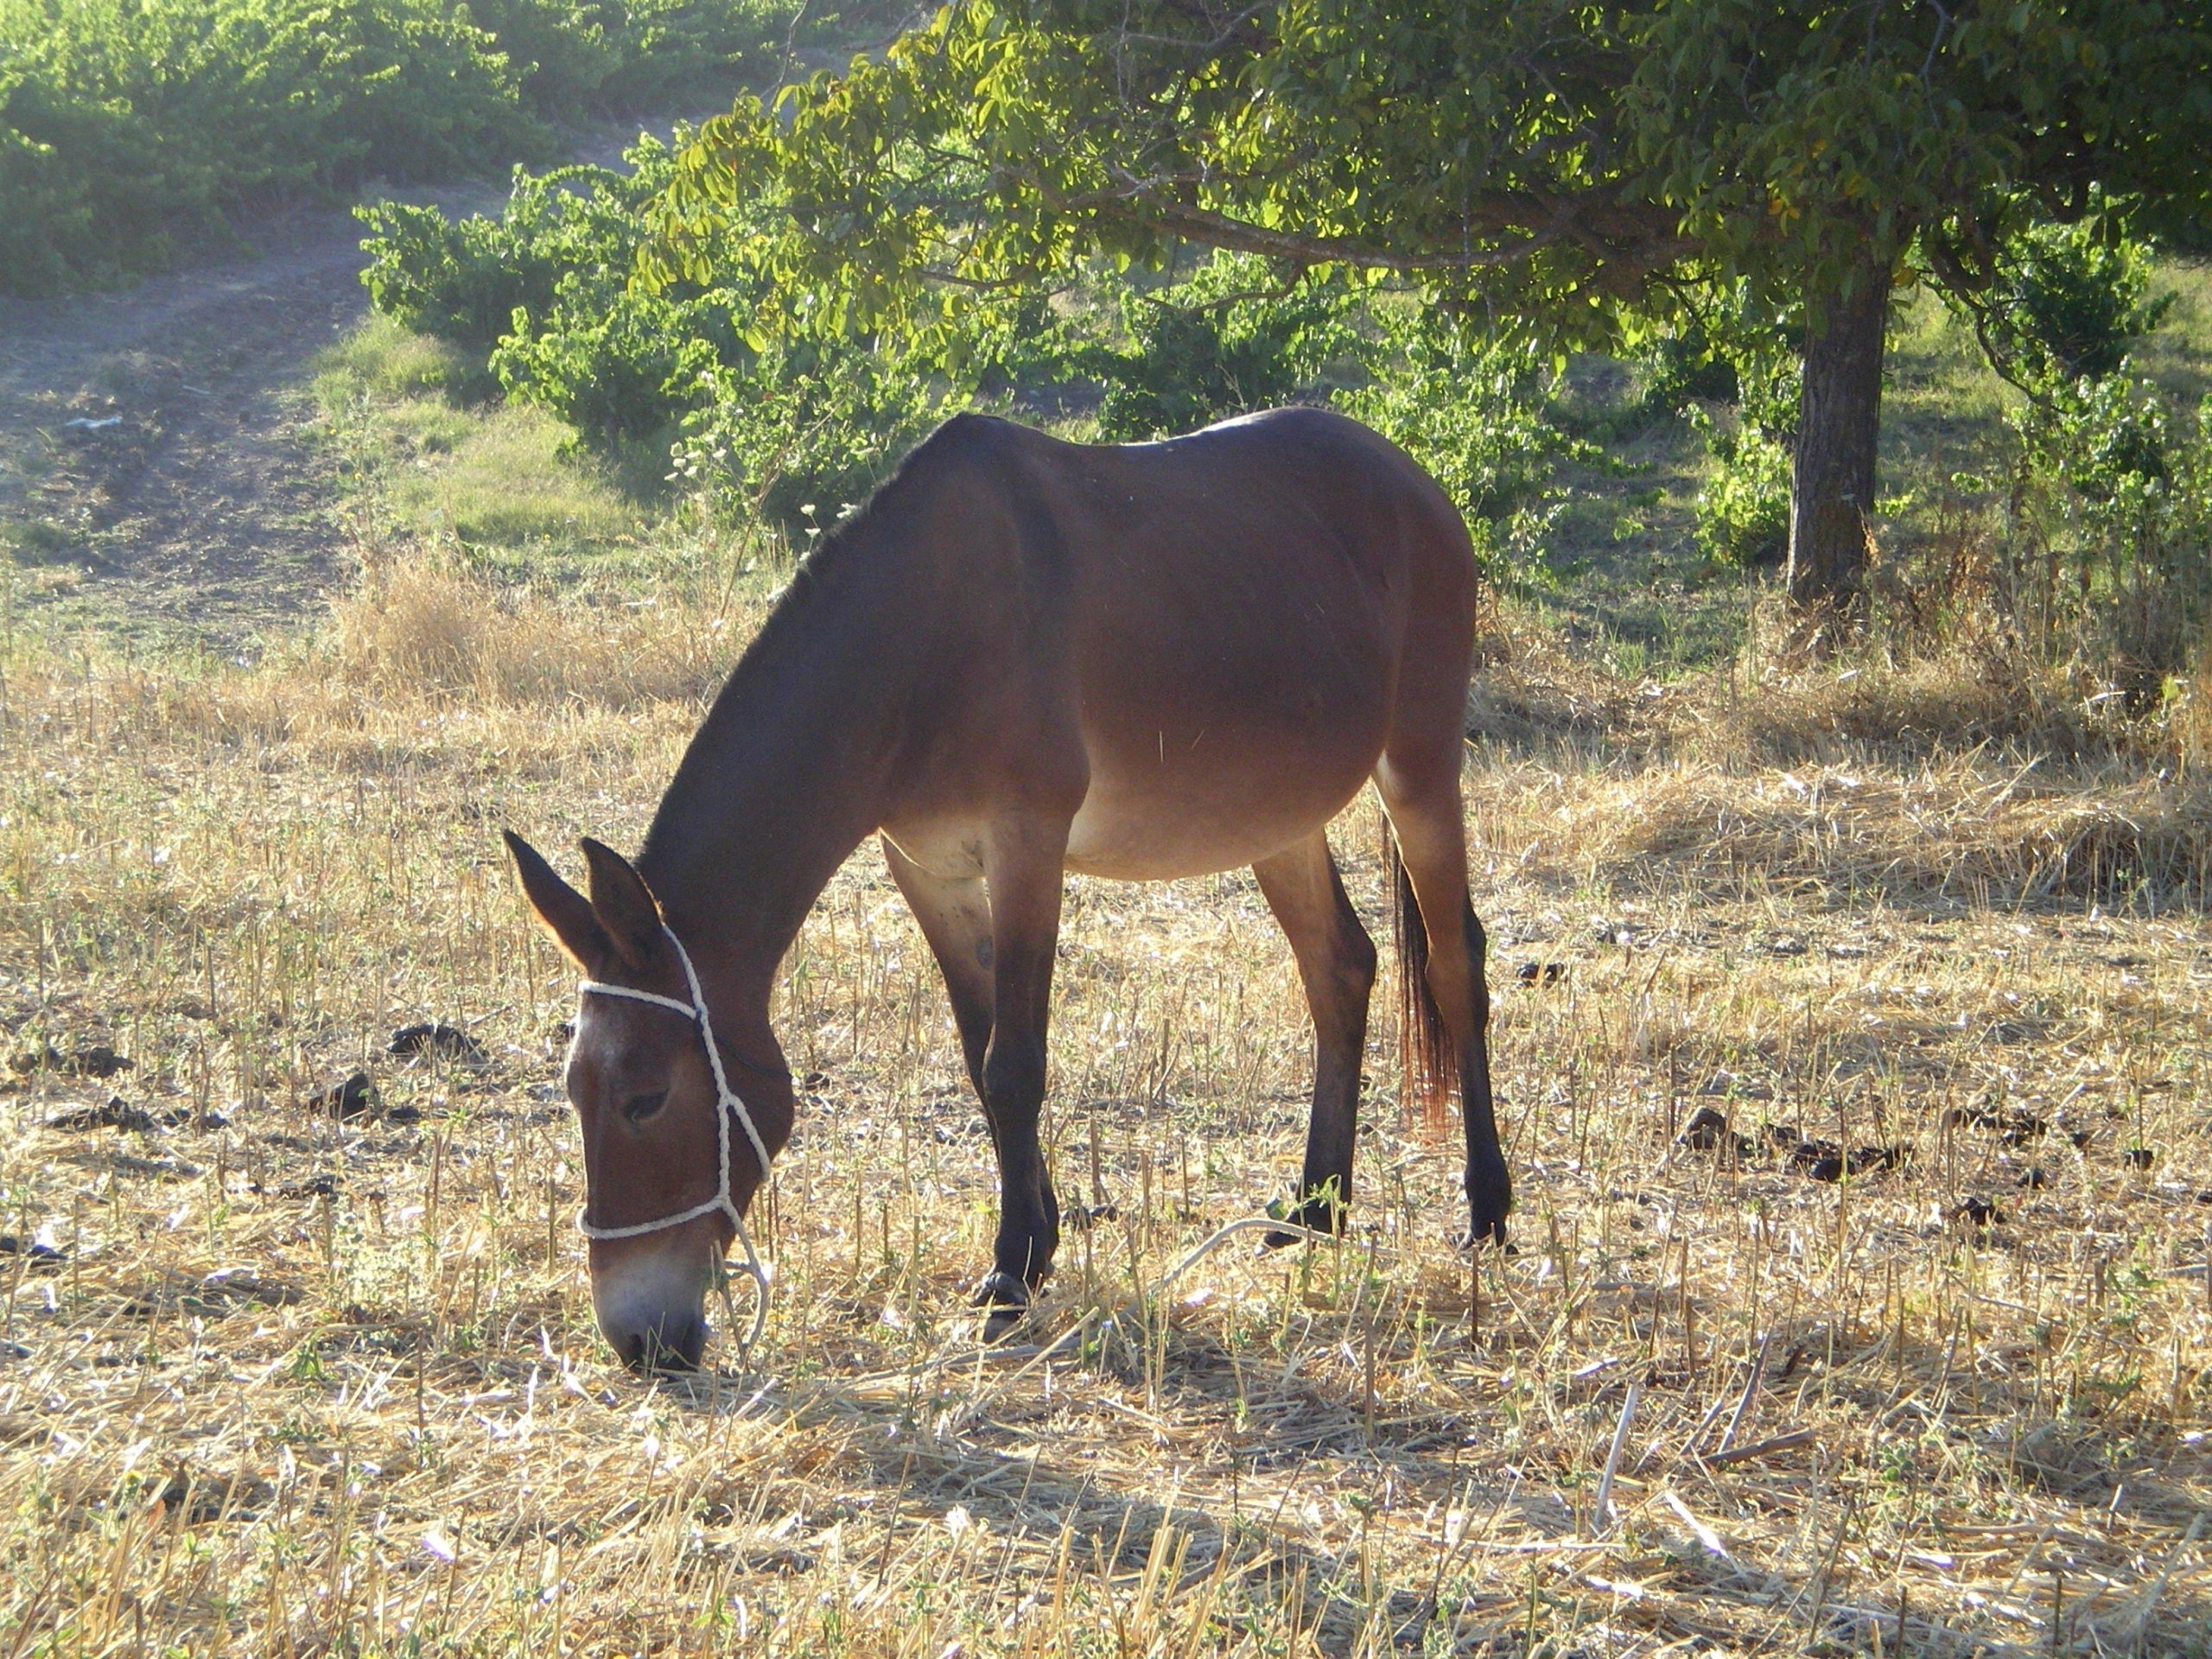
[901,407,1478,880]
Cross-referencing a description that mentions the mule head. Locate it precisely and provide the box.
[505,830,766,1372]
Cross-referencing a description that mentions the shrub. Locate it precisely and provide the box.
[0,0,811,296]
[2009,379,2212,683]
[1691,411,1792,568]
[360,120,956,536]
[1969,217,2174,397]
[492,276,738,446]
[358,146,675,352]
[1,0,546,294]
[1336,308,1587,567]
[1087,256,1356,441]
[671,339,955,540]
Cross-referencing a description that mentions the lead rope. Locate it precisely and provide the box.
[576,924,773,1354]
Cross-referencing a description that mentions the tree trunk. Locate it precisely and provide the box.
[1787,242,1893,619]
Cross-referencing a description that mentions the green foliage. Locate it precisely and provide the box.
[1084,257,1356,440]
[1,0,542,294]
[1999,325,2212,679]
[1963,218,2176,397]
[1634,327,1741,418]
[359,126,952,539]
[655,1,2211,611]
[359,147,677,351]
[671,342,955,539]
[664,2,2212,355]
[463,0,809,112]
[1691,413,1792,569]
[1335,308,1587,565]
[0,0,810,296]
[493,276,738,447]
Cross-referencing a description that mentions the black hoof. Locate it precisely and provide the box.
[1452,1218,1513,1254]
[972,1270,1032,1338]
[1262,1199,1348,1249]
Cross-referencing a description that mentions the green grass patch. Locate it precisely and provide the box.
[387,403,645,563]
[312,313,484,407]
[0,517,88,567]
[311,317,671,582]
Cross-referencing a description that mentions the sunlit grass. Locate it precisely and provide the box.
[310,319,660,583]
[4,296,2209,1656]
[2,564,2209,1655]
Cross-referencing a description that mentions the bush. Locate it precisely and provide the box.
[1,0,546,294]
[0,0,809,296]
[1691,412,1792,568]
[493,276,739,446]
[360,122,957,537]
[1336,308,1588,566]
[359,144,677,352]
[2008,378,2212,683]
[1085,256,1355,440]
[671,340,955,539]
[1970,217,2174,396]
[1634,325,1741,415]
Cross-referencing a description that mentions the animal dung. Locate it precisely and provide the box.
[310,1071,379,1121]
[10,1042,134,1079]
[1941,1103,2053,1146]
[388,1022,487,1065]
[2123,1146,2157,1170]
[249,1174,340,1199]
[2017,1166,2050,1190]
[1677,1106,1755,1160]
[1676,1109,1904,1181]
[1766,1125,1905,1181]
[48,1096,165,1133]
[1948,1195,2005,1232]
[1515,960,1567,986]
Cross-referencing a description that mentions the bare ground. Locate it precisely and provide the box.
[0,120,688,648]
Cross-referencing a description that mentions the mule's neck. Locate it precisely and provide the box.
[634,521,925,1003]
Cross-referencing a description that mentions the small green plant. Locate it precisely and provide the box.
[1085,256,1356,441]
[1336,307,1588,569]
[1691,410,1792,568]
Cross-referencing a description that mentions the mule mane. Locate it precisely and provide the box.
[633,414,999,899]
[764,412,996,613]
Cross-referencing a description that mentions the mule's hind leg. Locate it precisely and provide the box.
[1253,830,1377,1243]
[1376,759,1511,1248]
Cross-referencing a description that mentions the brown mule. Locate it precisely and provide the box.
[506,406,1510,1370]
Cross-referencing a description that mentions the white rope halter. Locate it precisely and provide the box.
[576,923,773,1352]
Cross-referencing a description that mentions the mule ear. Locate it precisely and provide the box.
[505,830,610,969]
[579,836,664,971]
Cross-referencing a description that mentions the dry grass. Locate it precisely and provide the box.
[326,546,747,708]
[3,563,2210,1656]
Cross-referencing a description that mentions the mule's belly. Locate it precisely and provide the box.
[1061,722,1381,880]
[884,736,1379,885]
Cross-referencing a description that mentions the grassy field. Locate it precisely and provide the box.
[2,296,2211,1655]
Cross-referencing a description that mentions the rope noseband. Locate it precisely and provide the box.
[576,923,772,1351]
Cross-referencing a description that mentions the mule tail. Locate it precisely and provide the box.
[1387,827,1455,1137]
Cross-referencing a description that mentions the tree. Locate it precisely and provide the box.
[657,1,2212,617]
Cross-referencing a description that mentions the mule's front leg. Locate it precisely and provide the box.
[974,814,1069,1326]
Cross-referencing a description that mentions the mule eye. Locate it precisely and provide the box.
[622,1090,668,1125]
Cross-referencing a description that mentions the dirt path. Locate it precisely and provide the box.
[0,119,693,648]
